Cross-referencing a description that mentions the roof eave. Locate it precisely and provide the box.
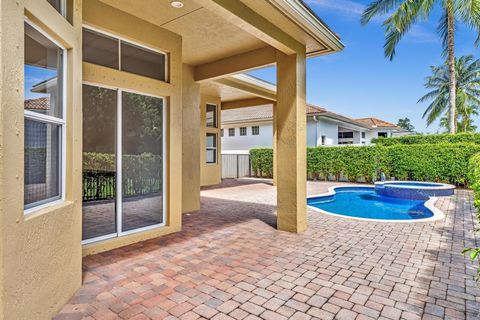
[267,0,344,55]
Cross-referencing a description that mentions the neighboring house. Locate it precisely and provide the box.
[0,0,343,318]
[222,105,400,151]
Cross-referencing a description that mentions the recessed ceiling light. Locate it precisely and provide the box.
[171,1,184,8]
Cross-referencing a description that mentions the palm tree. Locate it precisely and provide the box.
[361,0,480,134]
[419,55,480,132]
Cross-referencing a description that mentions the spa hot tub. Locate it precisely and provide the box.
[374,181,455,200]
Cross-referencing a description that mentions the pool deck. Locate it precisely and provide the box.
[56,179,480,320]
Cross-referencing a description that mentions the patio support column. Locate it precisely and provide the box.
[275,49,307,232]
[272,102,277,186]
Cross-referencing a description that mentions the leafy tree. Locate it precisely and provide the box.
[361,0,480,134]
[397,118,415,131]
[419,55,480,133]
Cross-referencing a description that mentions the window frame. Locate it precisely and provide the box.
[206,133,217,164]
[252,126,260,136]
[24,19,67,214]
[205,103,218,128]
[228,128,235,137]
[82,25,169,83]
[239,127,247,136]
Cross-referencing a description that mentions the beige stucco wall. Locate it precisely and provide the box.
[182,65,201,212]
[200,94,222,186]
[81,0,184,255]
[0,1,83,319]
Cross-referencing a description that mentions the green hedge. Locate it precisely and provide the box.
[250,148,273,177]
[372,132,480,146]
[83,152,162,178]
[250,143,480,185]
[464,154,480,280]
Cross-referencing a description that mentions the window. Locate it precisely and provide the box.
[206,104,217,128]
[361,132,366,139]
[82,27,167,81]
[121,42,166,81]
[229,128,235,136]
[321,135,326,145]
[338,132,354,139]
[83,29,119,69]
[24,22,65,210]
[206,133,217,164]
[221,129,224,137]
[378,132,388,138]
[240,127,247,136]
[47,0,70,21]
[252,126,260,135]
[338,141,353,145]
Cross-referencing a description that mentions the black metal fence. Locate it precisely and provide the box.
[83,170,162,202]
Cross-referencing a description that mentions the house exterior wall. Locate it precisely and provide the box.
[222,121,273,151]
[315,118,339,146]
[182,65,201,213]
[0,1,83,319]
[364,128,394,145]
[81,0,183,256]
[222,117,342,150]
[200,95,222,186]
[306,119,317,147]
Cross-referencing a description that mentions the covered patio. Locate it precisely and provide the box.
[56,179,479,320]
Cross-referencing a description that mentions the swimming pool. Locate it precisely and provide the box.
[307,186,445,222]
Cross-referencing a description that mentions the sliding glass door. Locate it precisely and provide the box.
[82,84,165,242]
[121,91,164,232]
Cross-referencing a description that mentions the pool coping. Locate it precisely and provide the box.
[374,180,456,191]
[307,185,446,223]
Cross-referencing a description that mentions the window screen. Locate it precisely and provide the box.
[83,29,119,69]
[121,41,166,81]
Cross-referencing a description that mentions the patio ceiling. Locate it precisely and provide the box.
[98,0,343,66]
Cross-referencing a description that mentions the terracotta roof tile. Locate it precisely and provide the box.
[24,97,49,111]
[355,117,398,128]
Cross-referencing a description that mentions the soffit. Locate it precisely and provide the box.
[200,82,257,102]
[99,0,267,65]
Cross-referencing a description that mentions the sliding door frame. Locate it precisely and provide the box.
[82,81,167,245]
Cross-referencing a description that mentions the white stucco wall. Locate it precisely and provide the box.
[364,128,394,145]
[315,118,339,146]
[221,118,397,150]
[221,122,273,151]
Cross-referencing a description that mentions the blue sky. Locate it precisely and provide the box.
[249,0,479,133]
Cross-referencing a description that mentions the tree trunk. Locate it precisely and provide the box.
[447,5,457,134]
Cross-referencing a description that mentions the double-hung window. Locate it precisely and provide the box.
[252,126,260,135]
[206,133,217,164]
[24,21,66,211]
[240,127,247,136]
[229,128,235,137]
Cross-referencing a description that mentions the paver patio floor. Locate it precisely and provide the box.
[56,179,480,320]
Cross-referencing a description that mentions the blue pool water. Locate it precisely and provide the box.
[307,187,434,220]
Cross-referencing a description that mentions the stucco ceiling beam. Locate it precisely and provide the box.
[221,97,273,110]
[195,0,304,55]
[194,46,276,82]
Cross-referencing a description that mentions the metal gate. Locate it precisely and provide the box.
[222,152,251,179]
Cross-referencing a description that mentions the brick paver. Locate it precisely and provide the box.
[56,179,480,319]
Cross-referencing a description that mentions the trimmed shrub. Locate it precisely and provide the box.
[386,143,480,185]
[250,143,480,185]
[250,148,273,177]
[465,153,480,280]
[372,132,480,146]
